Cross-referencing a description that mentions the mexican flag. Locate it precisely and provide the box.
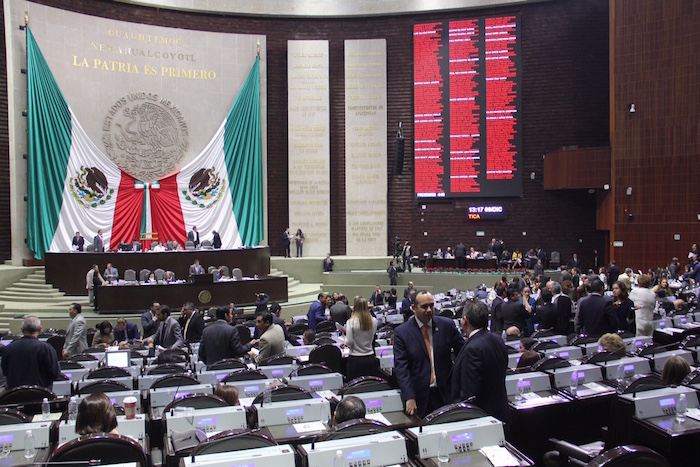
[26,27,263,259]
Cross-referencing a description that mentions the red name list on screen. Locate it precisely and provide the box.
[413,15,521,199]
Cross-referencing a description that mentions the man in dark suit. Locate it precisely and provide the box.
[403,281,415,299]
[501,288,530,336]
[199,306,253,365]
[149,305,184,349]
[72,231,85,251]
[401,289,416,322]
[2,315,60,390]
[141,301,160,339]
[93,229,105,252]
[394,290,465,418]
[115,318,140,344]
[330,294,352,326]
[369,285,384,306]
[180,302,205,343]
[212,230,222,249]
[490,285,506,336]
[577,279,617,336]
[187,226,200,248]
[454,242,467,269]
[567,253,581,270]
[549,282,572,335]
[533,288,557,331]
[306,293,328,331]
[270,302,299,346]
[323,253,334,272]
[607,261,620,291]
[452,300,509,425]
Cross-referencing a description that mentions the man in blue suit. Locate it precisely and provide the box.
[306,292,327,331]
[452,300,510,425]
[394,291,465,418]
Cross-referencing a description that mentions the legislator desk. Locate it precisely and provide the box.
[425,257,499,269]
[95,276,287,313]
[45,247,272,295]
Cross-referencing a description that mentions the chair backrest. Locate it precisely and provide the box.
[235,325,251,346]
[79,380,131,395]
[315,321,336,333]
[620,374,665,394]
[69,353,98,362]
[86,366,132,380]
[297,363,333,376]
[153,268,166,281]
[589,445,671,467]
[308,344,343,373]
[231,268,243,280]
[550,251,561,263]
[156,349,190,364]
[220,265,230,277]
[531,356,571,371]
[581,351,614,364]
[439,308,454,318]
[124,269,137,282]
[191,430,276,457]
[60,360,85,370]
[208,266,217,274]
[47,335,66,358]
[338,376,392,395]
[85,244,94,252]
[184,240,195,250]
[49,433,147,466]
[139,269,151,282]
[532,340,561,351]
[0,408,29,425]
[151,374,200,389]
[682,369,700,385]
[84,346,107,354]
[321,418,392,440]
[206,358,248,372]
[423,402,488,425]
[201,240,212,249]
[259,354,297,367]
[532,328,555,338]
[148,363,187,375]
[222,369,268,382]
[288,323,309,336]
[0,386,56,405]
[163,394,228,414]
[251,384,312,405]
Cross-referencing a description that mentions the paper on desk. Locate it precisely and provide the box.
[479,446,519,467]
[249,347,260,355]
[686,408,700,422]
[32,412,62,422]
[293,421,326,433]
[365,413,391,425]
[335,322,346,334]
[316,390,337,401]
[238,397,255,407]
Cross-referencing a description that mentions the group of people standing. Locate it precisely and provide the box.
[283,228,305,257]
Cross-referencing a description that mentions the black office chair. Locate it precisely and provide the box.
[423,402,488,425]
[206,358,247,371]
[680,334,700,349]
[234,325,252,346]
[49,433,147,466]
[259,354,297,366]
[155,349,189,365]
[315,321,336,333]
[47,335,66,358]
[309,344,343,374]
[85,346,107,354]
[163,394,228,413]
[288,323,309,336]
[222,369,268,382]
[78,380,131,395]
[151,374,199,390]
[568,335,599,346]
[320,418,391,440]
[296,363,333,376]
[532,328,555,338]
[439,308,454,318]
[547,440,670,467]
[0,385,56,405]
[0,408,29,425]
[338,376,392,395]
[60,360,85,370]
[619,374,665,394]
[69,353,99,363]
[580,351,615,364]
[129,350,147,367]
[251,384,312,404]
[148,363,187,375]
[531,356,571,371]
[681,368,700,385]
[86,366,131,380]
[532,340,560,352]
[190,430,276,457]
[506,345,519,354]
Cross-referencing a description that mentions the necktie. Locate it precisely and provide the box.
[184,317,191,339]
[421,324,435,384]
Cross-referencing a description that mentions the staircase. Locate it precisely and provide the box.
[269,267,322,301]
[0,268,90,312]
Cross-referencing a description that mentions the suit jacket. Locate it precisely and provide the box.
[451,328,510,425]
[254,323,285,364]
[189,264,204,275]
[115,322,140,344]
[2,336,60,390]
[306,301,326,331]
[272,314,299,346]
[212,232,222,249]
[199,320,250,365]
[501,301,530,334]
[141,310,159,338]
[370,290,384,306]
[393,315,465,418]
[454,243,467,258]
[554,295,572,335]
[323,257,334,272]
[490,297,505,335]
[104,267,119,282]
[153,316,184,349]
[187,230,200,247]
[577,293,617,336]
[72,236,85,251]
[183,312,205,343]
[64,314,88,357]
[93,235,105,252]
[403,287,415,299]
[330,302,352,326]
[533,303,558,331]
[86,269,105,290]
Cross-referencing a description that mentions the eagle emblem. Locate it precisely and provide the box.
[182,167,227,209]
[69,166,114,208]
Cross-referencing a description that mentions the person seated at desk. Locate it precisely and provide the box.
[117,240,132,252]
[215,265,228,281]
[469,246,481,259]
[115,318,140,344]
[189,259,204,276]
[434,248,443,259]
[444,246,454,259]
[164,271,176,283]
[517,350,541,369]
[92,320,115,348]
[76,393,118,435]
[151,241,166,252]
[661,355,691,387]
[104,263,119,282]
[597,333,626,359]
[302,329,315,346]
[145,272,157,284]
[332,396,366,426]
[214,384,240,406]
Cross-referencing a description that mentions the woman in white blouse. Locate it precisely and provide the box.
[345,296,378,381]
[629,274,656,336]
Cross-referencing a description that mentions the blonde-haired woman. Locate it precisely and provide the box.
[345,296,378,381]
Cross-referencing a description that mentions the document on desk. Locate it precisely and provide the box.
[686,408,700,422]
[32,413,62,422]
[293,421,326,433]
[365,412,391,425]
[316,390,336,401]
[479,446,519,467]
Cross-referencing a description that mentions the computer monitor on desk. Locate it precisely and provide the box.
[106,350,131,368]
